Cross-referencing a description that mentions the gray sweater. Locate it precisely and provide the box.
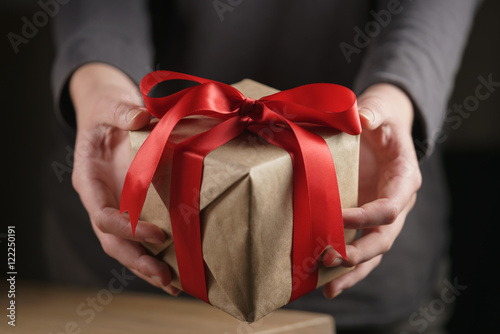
[50,0,481,329]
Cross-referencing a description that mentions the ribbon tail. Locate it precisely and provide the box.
[253,109,346,302]
[288,122,347,260]
[120,109,190,234]
[169,117,248,303]
[120,133,165,235]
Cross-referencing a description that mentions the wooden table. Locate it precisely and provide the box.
[1,281,335,334]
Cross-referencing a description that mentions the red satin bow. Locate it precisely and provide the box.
[120,70,361,303]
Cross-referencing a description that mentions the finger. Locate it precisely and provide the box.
[351,120,420,230]
[343,198,414,267]
[357,83,414,132]
[129,268,163,288]
[378,147,422,201]
[343,191,417,229]
[105,102,151,131]
[95,217,179,297]
[343,144,420,229]
[129,268,181,297]
[97,231,172,288]
[75,170,166,244]
[322,247,343,267]
[343,198,398,229]
[93,207,167,244]
[71,138,162,243]
[323,255,383,299]
[357,96,386,131]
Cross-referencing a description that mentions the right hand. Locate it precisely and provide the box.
[69,63,179,296]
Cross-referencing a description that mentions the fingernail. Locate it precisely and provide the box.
[359,108,375,123]
[165,285,181,296]
[325,256,343,267]
[331,257,343,267]
[323,288,343,300]
[127,108,147,123]
[332,290,343,299]
[145,237,164,244]
[151,275,164,286]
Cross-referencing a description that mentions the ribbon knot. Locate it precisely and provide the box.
[239,97,258,117]
[120,70,361,305]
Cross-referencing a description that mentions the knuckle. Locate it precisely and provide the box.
[361,96,385,109]
[71,172,80,192]
[133,254,148,273]
[410,193,418,208]
[112,100,129,125]
[92,209,112,233]
[379,234,394,254]
[414,171,423,190]
[380,240,393,255]
[410,192,419,207]
[360,96,386,115]
[359,207,371,227]
[384,199,399,223]
[70,155,84,191]
[101,242,114,258]
[349,207,370,229]
[346,249,361,266]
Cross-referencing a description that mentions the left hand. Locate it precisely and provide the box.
[322,83,422,299]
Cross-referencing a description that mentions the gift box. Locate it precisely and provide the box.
[121,72,360,322]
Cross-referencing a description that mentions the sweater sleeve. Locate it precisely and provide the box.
[51,0,154,132]
[353,0,482,158]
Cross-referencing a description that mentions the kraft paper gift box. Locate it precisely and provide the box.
[127,78,360,322]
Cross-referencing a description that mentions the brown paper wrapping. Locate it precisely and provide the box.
[129,79,359,322]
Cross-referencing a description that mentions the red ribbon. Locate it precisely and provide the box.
[120,71,361,304]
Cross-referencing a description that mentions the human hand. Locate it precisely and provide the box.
[322,83,422,299]
[69,63,179,296]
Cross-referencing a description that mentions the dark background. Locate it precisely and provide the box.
[1,1,499,332]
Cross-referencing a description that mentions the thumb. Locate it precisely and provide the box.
[357,83,414,132]
[110,103,151,130]
[357,97,386,131]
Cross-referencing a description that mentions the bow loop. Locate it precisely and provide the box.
[261,83,361,135]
